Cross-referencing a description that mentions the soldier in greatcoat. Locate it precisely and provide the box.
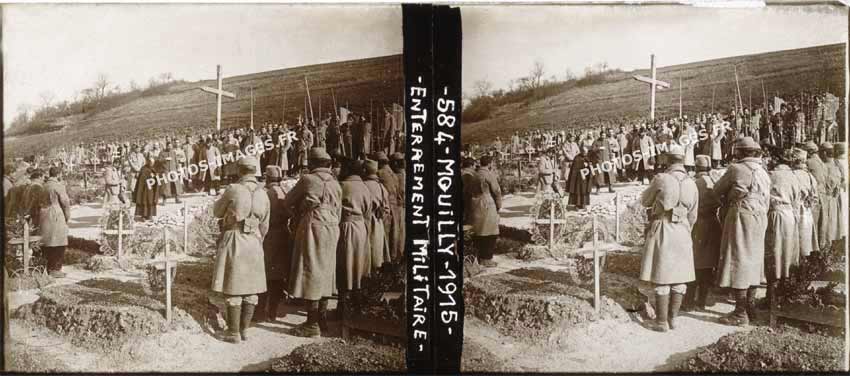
[158,143,183,204]
[205,138,223,196]
[804,141,826,239]
[255,165,290,323]
[639,145,698,332]
[211,157,270,343]
[466,155,502,268]
[376,152,401,261]
[818,142,841,246]
[362,160,390,272]
[714,137,771,326]
[102,160,124,206]
[36,167,72,278]
[764,149,803,310]
[833,142,847,241]
[390,152,406,261]
[336,158,372,322]
[792,149,819,259]
[5,168,32,218]
[128,145,146,200]
[684,155,721,312]
[537,150,559,195]
[281,147,342,338]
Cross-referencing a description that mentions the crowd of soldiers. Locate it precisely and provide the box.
[639,137,846,331]
[3,110,407,342]
[210,147,405,342]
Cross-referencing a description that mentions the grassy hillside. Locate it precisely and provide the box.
[462,44,845,144]
[4,54,403,158]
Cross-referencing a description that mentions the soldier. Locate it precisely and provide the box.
[158,143,183,204]
[804,141,825,239]
[639,145,698,332]
[362,159,390,271]
[376,152,400,261]
[390,152,406,262]
[833,142,847,241]
[714,137,771,326]
[537,149,559,194]
[183,136,195,191]
[467,155,502,268]
[792,149,819,259]
[102,160,124,205]
[764,149,803,309]
[336,158,372,322]
[211,157,270,344]
[36,167,72,278]
[684,155,721,312]
[255,165,290,323]
[818,142,841,246]
[4,167,31,218]
[281,147,342,338]
[128,145,145,200]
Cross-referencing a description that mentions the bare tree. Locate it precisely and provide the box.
[159,72,174,83]
[94,73,110,102]
[564,68,576,81]
[16,103,32,121]
[129,80,140,92]
[529,60,545,90]
[473,79,493,99]
[38,91,55,110]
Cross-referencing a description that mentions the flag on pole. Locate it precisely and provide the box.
[339,107,351,125]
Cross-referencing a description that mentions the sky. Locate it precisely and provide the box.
[3,4,402,126]
[462,4,848,94]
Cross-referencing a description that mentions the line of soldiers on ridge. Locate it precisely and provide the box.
[638,138,846,331]
[209,147,406,343]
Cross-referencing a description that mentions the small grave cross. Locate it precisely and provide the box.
[633,54,671,120]
[198,65,237,132]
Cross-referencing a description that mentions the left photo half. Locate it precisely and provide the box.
[2,3,407,372]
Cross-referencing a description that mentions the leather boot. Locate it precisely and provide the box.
[224,305,242,343]
[745,287,758,321]
[649,293,670,332]
[240,303,256,341]
[696,280,710,310]
[318,298,329,332]
[291,300,321,338]
[268,296,282,322]
[719,289,749,326]
[668,292,684,330]
[254,293,268,323]
[682,282,697,312]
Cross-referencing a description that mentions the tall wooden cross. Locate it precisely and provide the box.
[633,54,670,120]
[198,65,236,132]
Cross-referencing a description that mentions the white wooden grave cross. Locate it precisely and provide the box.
[532,194,566,255]
[633,54,671,120]
[103,209,134,260]
[8,220,42,277]
[198,65,237,132]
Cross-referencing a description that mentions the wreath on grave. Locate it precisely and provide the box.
[97,205,135,256]
[4,216,48,282]
[528,191,570,248]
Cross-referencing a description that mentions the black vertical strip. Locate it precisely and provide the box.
[432,5,463,374]
[403,4,435,374]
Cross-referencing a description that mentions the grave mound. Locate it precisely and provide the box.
[464,267,641,343]
[13,278,201,350]
[270,338,405,373]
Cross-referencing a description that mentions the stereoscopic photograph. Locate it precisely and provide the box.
[2,4,408,372]
[460,4,848,373]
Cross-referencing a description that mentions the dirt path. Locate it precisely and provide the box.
[464,302,750,372]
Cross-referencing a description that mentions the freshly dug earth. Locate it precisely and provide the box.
[464,267,631,342]
[270,338,405,373]
[13,277,200,350]
[681,326,845,372]
[460,340,510,372]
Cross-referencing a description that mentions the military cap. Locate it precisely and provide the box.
[238,156,259,171]
[820,142,834,151]
[695,155,711,168]
[390,152,404,161]
[265,165,282,179]
[735,136,761,150]
[309,147,332,161]
[668,144,685,157]
[804,141,819,153]
[364,160,379,175]
[374,151,389,162]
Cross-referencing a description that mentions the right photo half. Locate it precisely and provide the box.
[460,4,848,373]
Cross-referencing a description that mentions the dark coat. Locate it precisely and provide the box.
[264,183,291,281]
[566,154,592,208]
[133,163,160,206]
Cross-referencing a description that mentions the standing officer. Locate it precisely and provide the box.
[211,156,270,343]
[281,147,342,338]
[362,159,390,271]
[714,137,771,326]
[639,144,698,332]
[37,167,72,278]
[684,155,721,312]
[467,155,502,268]
[255,165,290,323]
